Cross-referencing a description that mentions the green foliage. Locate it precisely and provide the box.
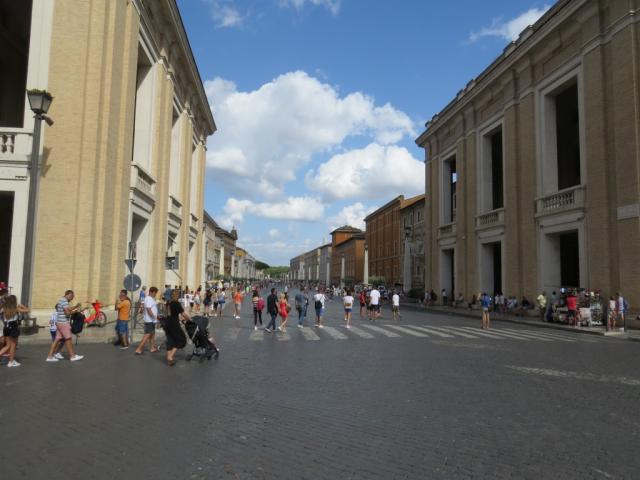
[255,261,270,271]
[368,276,386,286]
[407,288,424,300]
[264,266,290,277]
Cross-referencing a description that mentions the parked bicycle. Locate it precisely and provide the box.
[81,300,107,328]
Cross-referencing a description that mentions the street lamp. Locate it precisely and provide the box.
[21,89,54,306]
[403,225,412,293]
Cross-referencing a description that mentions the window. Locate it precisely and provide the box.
[555,84,581,189]
[442,155,457,224]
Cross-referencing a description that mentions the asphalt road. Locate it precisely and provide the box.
[1,289,639,479]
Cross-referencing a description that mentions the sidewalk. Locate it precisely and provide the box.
[400,301,640,340]
[18,321,166,346]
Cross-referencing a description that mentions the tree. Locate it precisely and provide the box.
[255,260,270,271]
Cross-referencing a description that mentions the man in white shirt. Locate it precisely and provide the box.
[392,291,401,321]
[135,286,159,355]
[369,288,381,320]
[313,288,326,328]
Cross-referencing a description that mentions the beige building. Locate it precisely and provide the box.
[0,0,215,308]
[416,0,640,308]
[400,194,425,293]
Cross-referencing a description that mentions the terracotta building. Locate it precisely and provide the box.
[329,226,364,287]
[365,196,406,287]
[400,194,426,292]
[416,0,640,311]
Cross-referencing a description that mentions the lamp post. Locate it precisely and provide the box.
[340,253,345,288]
[21,89,54,306]
[363,243,369,286]
[403,225,412,293]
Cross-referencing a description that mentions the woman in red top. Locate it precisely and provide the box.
[359,291,366,318]
[278,293,290,333]
[566,291,578,326]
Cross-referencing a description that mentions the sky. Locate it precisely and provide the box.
[176,0,552,266]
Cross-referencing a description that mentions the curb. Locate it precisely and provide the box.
[399,302,637,339]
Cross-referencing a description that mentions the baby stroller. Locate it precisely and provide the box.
[184,315,219,362]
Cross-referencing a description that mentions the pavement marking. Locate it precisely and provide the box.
[360,324,401,337]
[225,328,240,341]
[406,325,454,338]
[458,327,533,341]
[428,326,480,338]
[492,329,555,341]
[341,325,375,339]
[320,326,348,340]
[277,330,291,341]
[455,327,507,339]
[249,330,264,341]
[506,365,640,386]
[505,329,576,342]
[384,325,429,338]
[299,327,320,341]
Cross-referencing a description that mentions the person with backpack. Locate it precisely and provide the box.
[0,295,30,367]
[46,290,84,363]
[295,288,309,328]
[135,286,160,355]
[251,289,263,330]
[313,288,326,328]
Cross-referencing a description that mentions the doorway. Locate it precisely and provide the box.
[0,192,14,284]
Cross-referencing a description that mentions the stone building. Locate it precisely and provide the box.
[202,211,222,284]
[215,226,238,278]
[234,247,256,280]
[0,0,216,307]
[416,0,640,308]
[365,196,406,287]
[329,226,364,287]
[400,194,426,292]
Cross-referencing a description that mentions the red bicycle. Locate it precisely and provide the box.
[82,300,107,328]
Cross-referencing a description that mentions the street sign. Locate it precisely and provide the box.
[124,259,137,273]
[123,273,142,292]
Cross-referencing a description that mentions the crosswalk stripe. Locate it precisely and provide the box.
[249,330,264,341]
[361,324,401,337]
[480,328,552,341]
[277,330,291,341]
[505,329,575,342]
[406,325,454,338]
[342,325,374,338]
[385,325,429,338]
[427,326,480,338]
[455,327,507,339]
[320,326,348,340]
[299,327,320,341]
[225,328,240,341]
[458,327,534,341]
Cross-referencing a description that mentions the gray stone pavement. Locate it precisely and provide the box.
[2,290,640,479]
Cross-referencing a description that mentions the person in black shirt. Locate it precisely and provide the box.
[265,288,279,333]
[165,290,188,366]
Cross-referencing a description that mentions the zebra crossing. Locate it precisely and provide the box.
[237,323,596,344]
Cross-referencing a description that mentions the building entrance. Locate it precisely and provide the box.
[0,192,14,285]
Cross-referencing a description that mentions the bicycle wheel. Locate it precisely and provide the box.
[96,312,107,328]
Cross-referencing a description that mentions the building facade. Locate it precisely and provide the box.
[215,226,237,278]
[234,247,256,280]
[329,226,364,287]
[365,196,405,287]
[0,0,216,307]
[400,195,426,292]
[202,211,222,284]
[416,0,640,308]
[318,243,332,286]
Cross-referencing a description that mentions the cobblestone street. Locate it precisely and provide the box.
[2,294,639,479]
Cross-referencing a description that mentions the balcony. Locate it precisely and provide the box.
[189,213,199,239]
[168,196,182,230]
[438,222,456,238]
[131,164,156,201]
[536,185,585,216]
[0,128,33,161]
[476,208,504,229]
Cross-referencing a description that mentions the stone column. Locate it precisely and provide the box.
[340,254,345,288]
[363,246,369,285]
[403,237,412,292]
[219,244,224,277]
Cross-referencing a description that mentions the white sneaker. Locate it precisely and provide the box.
[346,325,351,329]
[318,325,324,329]
[70,354,84,362]
[277,327,282,331]
[254,326,258,331]
[55,353,64,360]
[7,360,20,367]
[297,324,303,328]
[46,357,59,363]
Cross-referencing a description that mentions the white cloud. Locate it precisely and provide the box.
[305,143,424,201]
[204,71,416,199]
[469,5,551,43]
[327,202,375,231]
[279,0,341,15]
[268,228,280,238]
[204,0,245,29]
[221,196,325,226]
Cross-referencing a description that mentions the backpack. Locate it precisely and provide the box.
[315,299,323,310]
[70,312,85,335]
[257,298,265,310]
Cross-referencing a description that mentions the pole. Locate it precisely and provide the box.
[21,114,43,306]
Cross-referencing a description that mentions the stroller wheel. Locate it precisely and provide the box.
[185,355,192,362]
[214,350,220,360]
[199,356,204,363]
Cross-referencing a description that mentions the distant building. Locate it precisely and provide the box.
[330,226,365,287]
[416,0,640,307]
[400,194,425,292]
[365,196,406,287]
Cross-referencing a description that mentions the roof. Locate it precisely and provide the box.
[415,0,568,146]
[330,225,364,235]
[364,195,405,222]
[400,194,425,210]
[203,210,219,228]
[334,232,365,248]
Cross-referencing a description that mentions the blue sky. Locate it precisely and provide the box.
[176,0,552,265]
